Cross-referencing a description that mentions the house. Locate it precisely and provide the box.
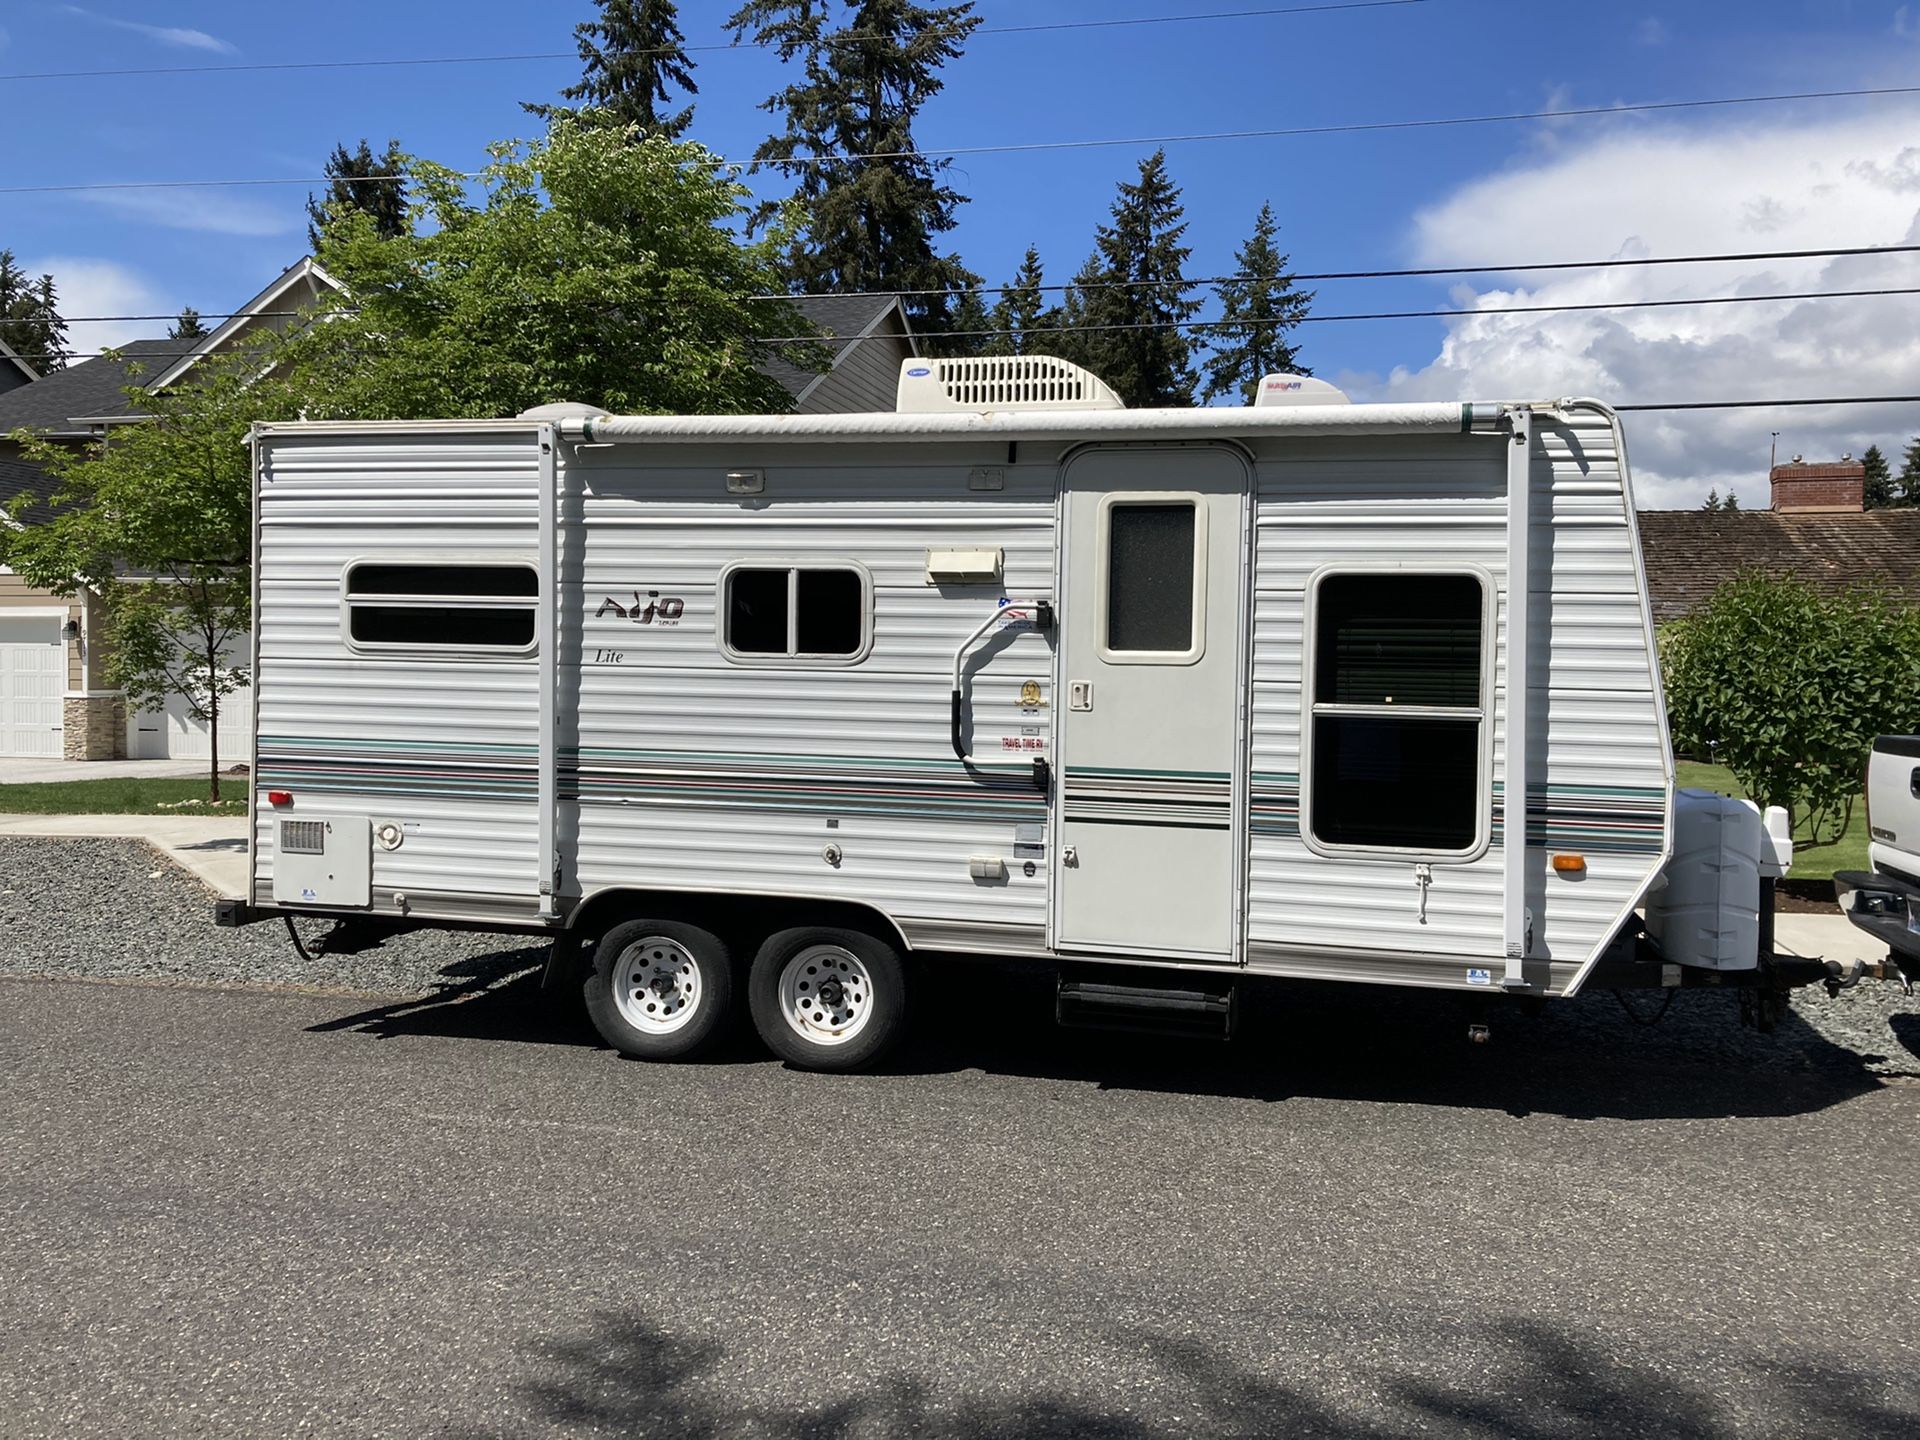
[0,264,919,762]
[1637,455,1920,624]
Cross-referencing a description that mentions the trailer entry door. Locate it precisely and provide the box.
[1054,446,1249,961]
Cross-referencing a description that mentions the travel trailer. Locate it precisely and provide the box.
[221,357,1844,1069]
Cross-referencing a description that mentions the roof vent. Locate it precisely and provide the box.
[519,401,612,422]
[896,355,1124,413]
[1253,374,1351,408]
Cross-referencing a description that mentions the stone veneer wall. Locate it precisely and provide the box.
[62,693,128,760]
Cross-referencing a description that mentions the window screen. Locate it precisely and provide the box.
[1106,502,1196,653]
[1307,573,1486,853]
[725,566,867,660]
[345,562,539,652]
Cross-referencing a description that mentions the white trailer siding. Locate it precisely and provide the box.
[251,427,548,922]
[1243,409,1669,994]
[562,443,1060,955]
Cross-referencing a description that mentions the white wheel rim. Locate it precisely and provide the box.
[776,945,876,1047]
[612,936,703,1035]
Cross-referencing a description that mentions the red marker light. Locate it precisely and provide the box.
[267,791,293,807]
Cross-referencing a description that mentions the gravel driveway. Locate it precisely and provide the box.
[1,835,1915,1083]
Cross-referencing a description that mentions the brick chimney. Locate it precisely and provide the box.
[1769,454,1865,513]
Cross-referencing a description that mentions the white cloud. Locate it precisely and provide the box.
[1634,17,1668,46]
[61,6,235,55]
[1359,109,1920,508]
[31,257,174,357]
[75,186,298,238]
[1898,5,1918,40]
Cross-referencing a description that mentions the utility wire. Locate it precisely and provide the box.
[45,243,1920,324]
[7,83,1919,194]
[35,285,1920,362]
[0,1,1423,82]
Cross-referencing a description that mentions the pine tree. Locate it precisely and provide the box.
[168,308,209,342]
[1862,444,1894,509]
[991,246,1050,355]
[1703,489,1721,511]
[1202,202,1312,405]
[1723,490,1741,511]
[932,284,996,356]
[306,140,408,248]
[730,0,982,331]
[1074,151,1200,408]
[0,252,67,374]
[1899,437,1920,508]
[527,1,697,140]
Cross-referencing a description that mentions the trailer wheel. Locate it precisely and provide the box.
[585,920,734,1061]
[748,927,907,1072]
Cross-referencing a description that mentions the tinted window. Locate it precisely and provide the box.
[1107,503,1195,653]
[350,605,536,648]
[348,564,538,598]
[344,561,538,651]
[796,569,863,655]
[1315,574,1482,707]
[727,569,790,654]
[1311,715,1480,850]
[726,566,866,660]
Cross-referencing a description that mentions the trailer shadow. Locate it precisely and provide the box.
[305,942,1894,1122]
[472,1308,1917,1439]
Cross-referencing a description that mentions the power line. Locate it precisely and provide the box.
[0,2,1422,83]
[8,83,1920,196]
[45,243,1920,324]
[1615,396,1920,412]
[36,285,1920,362]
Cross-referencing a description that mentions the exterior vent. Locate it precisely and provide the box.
[279,819,327,855]
[896,355,1124,413]
[1253,374,1351,408]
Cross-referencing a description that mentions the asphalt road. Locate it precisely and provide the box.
[2,971,1917,1439]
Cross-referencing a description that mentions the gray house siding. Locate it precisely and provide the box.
[798,312,915,414]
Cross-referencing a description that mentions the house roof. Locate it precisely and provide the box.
[148,255,340,391]
[757,294,914,405]
[0,452,62,527]
[1637,509,1920,623]
[0,337,39,386]
[0,338,178,434]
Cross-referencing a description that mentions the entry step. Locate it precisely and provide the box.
[1055,969,1237,1040]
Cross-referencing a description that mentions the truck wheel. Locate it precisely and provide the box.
[586,919,734,1061]
[748,926,908,1072]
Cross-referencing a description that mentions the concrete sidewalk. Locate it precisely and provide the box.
[0,815,248,899]
[0,757,217,783]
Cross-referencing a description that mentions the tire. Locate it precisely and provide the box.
[585,919,734,1061]
[748,926,908,1072]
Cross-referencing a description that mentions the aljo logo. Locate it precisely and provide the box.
[596,590,685,625]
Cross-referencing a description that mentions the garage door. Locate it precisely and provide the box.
[0,615,65,757]
[127,635,253,762]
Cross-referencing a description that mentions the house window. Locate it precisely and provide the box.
[344,562,538,651]
[1097,494,1207,663]
[723,565,870,662]
[1305,572,1487,854]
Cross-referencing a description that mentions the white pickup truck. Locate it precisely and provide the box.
[1835,736,1920,984]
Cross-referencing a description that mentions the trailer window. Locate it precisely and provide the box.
[723,565,869,662]
[344,562,539,651]
[1306,573,1486,854]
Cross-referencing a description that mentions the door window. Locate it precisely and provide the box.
[1097,495,1207,663]
[1305,572,1488,855]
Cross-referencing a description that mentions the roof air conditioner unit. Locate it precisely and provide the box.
[1253,374,1351,408]
[896,355,1124,413]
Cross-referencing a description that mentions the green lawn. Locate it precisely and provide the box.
[1673,760,1867,884]
[0,777,248,816]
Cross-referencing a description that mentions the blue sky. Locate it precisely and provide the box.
[4,1,1920,502]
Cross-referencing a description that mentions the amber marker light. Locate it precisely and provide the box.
[1551,853,1586,875]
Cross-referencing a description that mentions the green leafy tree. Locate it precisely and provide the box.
[527,0,697,141]
[1,344,299,801]
[0,250,67,374]
[1861,443,1894,509]
[991,246,1052,355]
[306,139,408,249]
[1899,436,1920,507]
[1662,573,1920,844]
[729,0,982,332]
[1201,202,1312,405]
[1074,150,1200,408]
[169,307,209,341]
[294,119,815,419]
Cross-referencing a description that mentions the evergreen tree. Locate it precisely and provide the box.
[168,308,209,342]
[1861,443,1894,509]
[306,140,408,249]
[931,284,995,357]
[1723,490,1741,511]
[991,246,1050,355]
[0,251,68,374]
[730,0,982,331]
[1899,437,1920,507]
[1202,202,1312,405]
[1043,254,1106,373]
[1073,151,1200,408]
[527,1,697,140]
[1703,489,1721,511]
